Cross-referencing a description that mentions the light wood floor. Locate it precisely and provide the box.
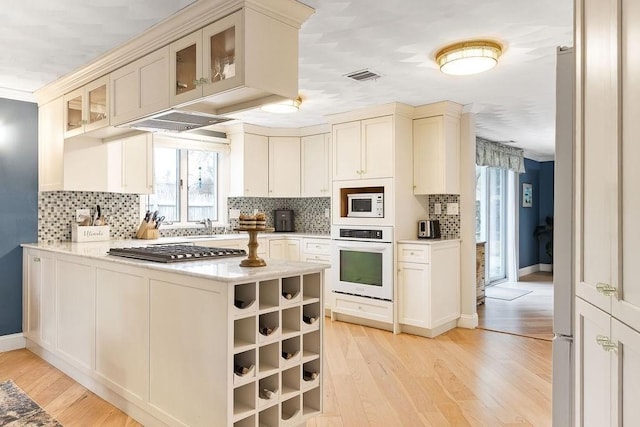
[477,272,554,341]
[0,321,552,427]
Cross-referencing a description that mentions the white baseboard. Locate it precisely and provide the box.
[519,263,553,277]
[0,333,26,353]
[540,263,553,272]
[457,313,478,329]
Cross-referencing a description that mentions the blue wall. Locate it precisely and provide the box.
[0,98,38,336]
[518,158,554,268]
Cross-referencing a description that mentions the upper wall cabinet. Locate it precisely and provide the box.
[111,47,170,126]
[39,97,65,191]
[301,133,331,197]
[63,76,110,139]
[269,136,300,197]
[412,114,460,195]
[228,131,269,197]
[332,116,393,181]
[169,8,298,113]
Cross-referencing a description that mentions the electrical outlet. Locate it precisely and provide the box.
[253,209,259,215]
[229,209,240,219]
[75,209,90,223]
[447,202,459,215]
[434,203,442,215]
[324,208,330,218]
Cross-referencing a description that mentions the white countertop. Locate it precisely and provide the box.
[397,238,461,245]
[22,239,329,282]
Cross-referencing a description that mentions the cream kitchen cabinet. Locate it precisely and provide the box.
[269,136,300,197]
[110,47,170,126]
[301,238,333,313]
[269,238,300,261]
[575,298,640,426]
[412,115,460,195]
[23,250,56,351]
[63,75,110,139]
[38,97,65,191]
[169,8,298,111]
[301,133,331,197]
[228,132,269,197]
[396,241,460,337]
[332,116,393,181]
[115,133,154,194]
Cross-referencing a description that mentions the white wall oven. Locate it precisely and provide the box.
[331,225,393,301]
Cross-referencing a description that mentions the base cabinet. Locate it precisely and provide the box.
[269,238,300,261]
[397,241,460,337]
[301,238,333,313]
[575,297,640,426]
[24,250,56,349]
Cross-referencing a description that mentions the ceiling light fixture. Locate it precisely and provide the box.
[261,96,302,113]
[435,40,502,76]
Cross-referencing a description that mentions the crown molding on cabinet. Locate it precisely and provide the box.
[324,102,415,124]
[224,122,330,137]
[34,0,314,106]
[413,100,463,119]
[0,87,35,103]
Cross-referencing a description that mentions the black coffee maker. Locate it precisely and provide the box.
[274,209,294,232]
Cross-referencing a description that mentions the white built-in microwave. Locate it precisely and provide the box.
[347,193,384,218]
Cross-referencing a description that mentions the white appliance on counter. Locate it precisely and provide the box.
[331,225,393,301]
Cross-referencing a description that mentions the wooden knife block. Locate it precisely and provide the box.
[136,220,159,240]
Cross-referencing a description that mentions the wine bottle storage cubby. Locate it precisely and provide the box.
[281,276,301,305]
[258,311,280,342]
[259,279,279,311]
[281,336,301,366]
[234,413,255,427]
[281,366,301,401]
[233,349,256,386]
[303,273,321,302]
[234,316,256,352]
[258,373,279,408]
[302,330,320,362]
[281,306,301,338]
[281,395,301,424]
[258,404,279,427]
[258,342,279,377]
[302,387,321,417]
[302,359,320,390]
[233,382,255,421]
[301,302,320,331]
[233,282,257,316]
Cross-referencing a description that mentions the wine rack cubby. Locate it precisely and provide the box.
[233,282,257,316]
[258,311,280,342]
[259,279,280,311]
[281,276,301,305]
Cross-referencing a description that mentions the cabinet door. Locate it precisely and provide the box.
[269,239,286,260]
[63,87,85,138]
[611,318,640,425]
[84,76,109,133]
[332,121,361,180]
[575,298,612,427]
[201,11,243,97]
[301,254,333,311]
[38,97,64,191]
[361,116,393,179]
[57,259,95,370]
[301,134,331,197]
[286,239,300,261]
[413,115,459,195]
[169,30,203,106]
[397,261,430,328]
[430,243,460,326]
[25,251,56,349]
[269,136,300,197]
[577,0,618,312]
[243,133,269,197]
[121,133,153,194]
[617,0,640,332]
[96,268,149,401]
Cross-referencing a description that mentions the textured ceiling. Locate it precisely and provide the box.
[0,0,572,157]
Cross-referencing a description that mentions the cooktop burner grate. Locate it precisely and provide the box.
[108,244,246,263]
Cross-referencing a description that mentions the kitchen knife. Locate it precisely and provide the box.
[152,210,159,222]
[144,210,152,222]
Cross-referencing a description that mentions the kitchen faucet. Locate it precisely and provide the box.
[200,218,213,234]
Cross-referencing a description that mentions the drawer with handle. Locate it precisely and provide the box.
[397,244,430,263]
[302,238,331,255]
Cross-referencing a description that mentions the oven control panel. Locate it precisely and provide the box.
[339,229,383,240]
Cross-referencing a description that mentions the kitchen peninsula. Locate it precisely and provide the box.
[22,240,327,427]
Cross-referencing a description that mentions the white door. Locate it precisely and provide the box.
[332,121,361,181]
[243,133,269,197]
[268,136,300,197]
[301,134,330,197]
[397,261,429,328]
[611,318,640,425]
[361,116,393,179]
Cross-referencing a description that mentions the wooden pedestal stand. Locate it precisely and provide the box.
[234,227,274,267]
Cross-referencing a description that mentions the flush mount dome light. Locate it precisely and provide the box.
[260,96,302,113]
[435,40,502,76]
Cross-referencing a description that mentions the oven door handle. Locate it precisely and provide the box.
[334,244,388,253]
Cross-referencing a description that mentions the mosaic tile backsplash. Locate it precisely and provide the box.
[428,194,460,238]
[39,191,140,242]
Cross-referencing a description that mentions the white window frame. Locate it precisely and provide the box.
[146,134,230,229]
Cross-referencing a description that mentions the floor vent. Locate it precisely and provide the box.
[344,69,381,82]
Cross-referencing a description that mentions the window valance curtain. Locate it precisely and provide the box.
[476,137,526,173]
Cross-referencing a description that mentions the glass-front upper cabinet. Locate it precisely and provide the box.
[63,75,110,138]
[169,10,243,106]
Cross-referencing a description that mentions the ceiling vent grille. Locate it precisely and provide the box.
[344,69,381,82]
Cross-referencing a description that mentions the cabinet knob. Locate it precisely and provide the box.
[596,282,617,296]
[199,77,209,85]
[192,79,200,86]
[596,335,618,352]
[33,257,41,262]
[410,252,415,255]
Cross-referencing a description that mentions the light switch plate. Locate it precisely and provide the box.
[324,208,330,218]
[447,202,459,215]
[434,203,442,215]
[229,209,240,219]
[75,209,90,223]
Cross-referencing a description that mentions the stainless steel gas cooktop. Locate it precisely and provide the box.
[108,244,246,263]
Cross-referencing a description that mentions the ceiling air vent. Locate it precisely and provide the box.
[344,69,381,82]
